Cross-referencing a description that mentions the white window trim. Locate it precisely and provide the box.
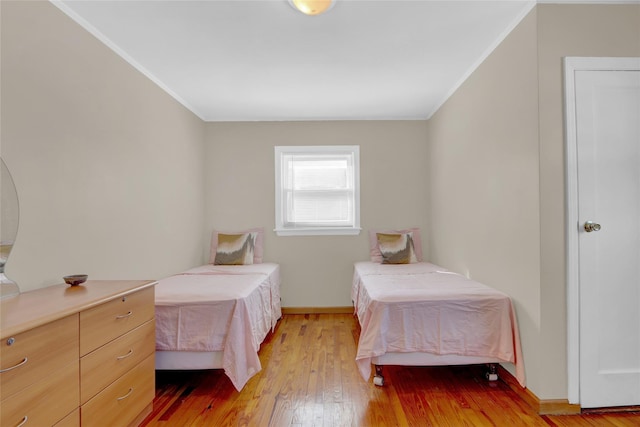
[274,145,361,237]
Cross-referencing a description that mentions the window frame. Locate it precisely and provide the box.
[274,145,361,236]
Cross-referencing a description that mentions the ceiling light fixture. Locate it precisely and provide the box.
[289,0,335,16]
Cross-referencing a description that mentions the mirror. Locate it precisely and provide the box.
[1,157,20,299]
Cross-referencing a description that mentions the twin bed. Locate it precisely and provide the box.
[352,228,525,387]
[153,227,525,391]
[154,230,281,391]
[352,261,525,387]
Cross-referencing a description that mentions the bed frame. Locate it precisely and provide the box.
[155,350,223,371]
[371,352,500,386]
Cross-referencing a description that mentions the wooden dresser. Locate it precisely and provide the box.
[0,280,156,427]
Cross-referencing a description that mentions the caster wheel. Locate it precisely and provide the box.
[373,375,384,386]
[486,373,498,381]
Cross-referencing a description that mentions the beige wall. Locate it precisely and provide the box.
[536,3,640,399]
[426,4,640,401]
[426,9,541,394]
[205,121,429,307]
[1,1,206,290]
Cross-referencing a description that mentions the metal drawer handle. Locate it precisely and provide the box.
[0,357,28,373]
[116,387,134,401]
[115,311,132,320]
[116,349,133,360]
[16,416,28,427]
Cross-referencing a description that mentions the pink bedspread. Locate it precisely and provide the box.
[352,262,525,387]
[155,263,281,391]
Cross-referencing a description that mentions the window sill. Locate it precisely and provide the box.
[274,227,362,237]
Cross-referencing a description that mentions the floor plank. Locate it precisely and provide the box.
[141,314,640,426]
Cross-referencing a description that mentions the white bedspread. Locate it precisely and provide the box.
[155,263,281,391]
[352,261,525,387]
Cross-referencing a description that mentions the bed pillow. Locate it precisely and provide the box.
[369,228,423,263]
[210,227,264,264]
[213,232,256,265]
[376,232,419,264]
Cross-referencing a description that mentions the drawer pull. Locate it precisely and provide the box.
[115,311,133,319]
[116,387,134,401]
[0,357,28,373]
[17,415,28,427]
[116,349,133,360]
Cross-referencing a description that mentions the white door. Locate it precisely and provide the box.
[571,62,640,408]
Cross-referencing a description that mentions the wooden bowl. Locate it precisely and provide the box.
[63,274,88,286]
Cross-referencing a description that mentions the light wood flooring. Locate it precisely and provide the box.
[141,313,640,426]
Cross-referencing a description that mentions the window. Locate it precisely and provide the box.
[275,145,360,236]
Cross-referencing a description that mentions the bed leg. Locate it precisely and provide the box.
[373,365,385,386]
[486,363,498,381]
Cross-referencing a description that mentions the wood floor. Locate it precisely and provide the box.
[141,314,640,426]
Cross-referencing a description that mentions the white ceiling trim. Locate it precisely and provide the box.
[48,0,627,122]
[50,0,207,121]
[537,0,639,3]
[426,1,536,119]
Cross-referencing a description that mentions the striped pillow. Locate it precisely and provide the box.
[213,232,256,265]
[376,232,418,264]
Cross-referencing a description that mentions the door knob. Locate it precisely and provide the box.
[584,221,601,232]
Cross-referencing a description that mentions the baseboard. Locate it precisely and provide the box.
[538,400,582,415]
[583,405,640,414]
[281,306,354,314]
[497,365,581,415]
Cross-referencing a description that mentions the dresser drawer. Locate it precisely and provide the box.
[81,319,155,404]
[81,354,155,427]
[0,314,78,399]
[80,287,154,355]
[0,361,79,427]
[54,408,79,427]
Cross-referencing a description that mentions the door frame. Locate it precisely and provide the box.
[564,56,640,405]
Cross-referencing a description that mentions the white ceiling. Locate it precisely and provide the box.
[53,0,538,122]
